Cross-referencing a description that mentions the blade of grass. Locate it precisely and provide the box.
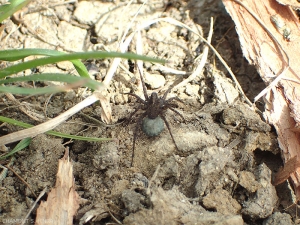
[0,51,164,78]
[0,116,114,143]
[0,82,86,95]
[0,49,73,61]
[0,49,90,78]
[0,93,106,145]
[0,73,101,91]
[0,0,32,23]
[0,138,31,160]
[0,73,95,84]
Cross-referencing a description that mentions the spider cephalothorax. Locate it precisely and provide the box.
[125,69,184,166]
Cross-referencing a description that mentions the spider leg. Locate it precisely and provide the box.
[126,105,142,124]
[131,112,147,166]
[161,114,179,152]
[161,76,183,100]
[162,85,174,101]
[165,96,184,104]
[166,106,185,121]
[123,93,147,104]
[137,66,149,101]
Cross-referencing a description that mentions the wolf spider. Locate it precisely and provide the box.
[125,69,184,166]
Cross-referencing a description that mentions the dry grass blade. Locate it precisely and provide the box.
[0,93,100,145]
[152,17,252,106]
[136,29,145,94]
[21,187,47,225]
[174,17,213,90]
[103,0,145,86]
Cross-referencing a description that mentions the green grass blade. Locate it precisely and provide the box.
[0,138,31,160]
[0,84,81,95]
[0,73,102,92]
[0,49,67,61]
[0,0,32,23]
[0,73,94,84]
[0,51,164,78]
[0,49,90,77]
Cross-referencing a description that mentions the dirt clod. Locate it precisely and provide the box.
[242,164,278,219]
[203,188,241,215]
[121,189,150,214]
[239,170,260,193]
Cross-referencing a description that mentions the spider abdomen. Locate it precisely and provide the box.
[142,116,164,137]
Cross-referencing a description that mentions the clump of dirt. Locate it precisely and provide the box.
[0,0,297,224]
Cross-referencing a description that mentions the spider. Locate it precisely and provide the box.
[125,68,184,166]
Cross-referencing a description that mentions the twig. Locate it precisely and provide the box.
[174,17,213,89]
[108,210,122,225]
[103,1,146,86]
[153,64,188,75]
[147,165,160,195]
[151,17,253,106]
[20,187,47,225]
[136,29,145,94]
[79,112,124,127]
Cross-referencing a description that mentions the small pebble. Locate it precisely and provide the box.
[145,73,165,89]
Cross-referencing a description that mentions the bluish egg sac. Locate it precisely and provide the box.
[142,116,165,137]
